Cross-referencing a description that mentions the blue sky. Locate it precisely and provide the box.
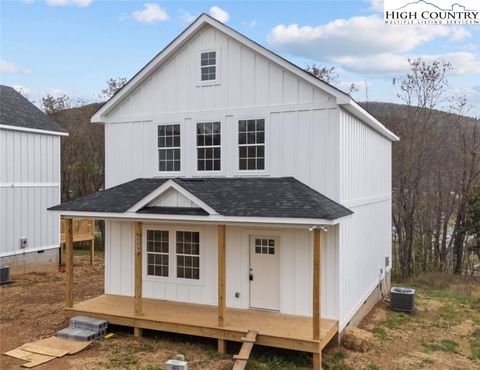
[1,0,479,113]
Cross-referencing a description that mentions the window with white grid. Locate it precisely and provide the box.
[176,231,200,280]
[238,119,265,170]
[255,238,275,255]
[201,51,216,81]
[146,230,169,277]
[158,124,180,172]
[197,121,221,171]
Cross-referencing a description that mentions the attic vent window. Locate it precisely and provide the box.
[201,51,216,81]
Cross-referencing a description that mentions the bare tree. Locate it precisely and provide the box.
[100,77,127,99]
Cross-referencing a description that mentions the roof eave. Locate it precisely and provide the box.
[48,209,350,226]
[0,124,69,136]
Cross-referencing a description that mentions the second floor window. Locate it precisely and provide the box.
[201,51,216,81]
[158,124,180,172]
[238,119,265,171]
[197,121,221,171]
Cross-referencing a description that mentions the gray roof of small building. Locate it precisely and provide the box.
[0,85,67,133]
[49,177,352,220]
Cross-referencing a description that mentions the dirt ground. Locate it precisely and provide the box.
[1,255,479,370]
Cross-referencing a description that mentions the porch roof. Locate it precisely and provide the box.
[49,177,352,223]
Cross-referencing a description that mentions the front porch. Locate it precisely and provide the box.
[65,294,338,353]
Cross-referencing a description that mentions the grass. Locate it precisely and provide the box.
[383,311,413,329]
[434,302,463,328]
[245,347,311,369]
[421,338,459,353]
[371,326,389,340]
[471,328,480,360]
[322,351,354,370]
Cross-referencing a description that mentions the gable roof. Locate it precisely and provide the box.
[91,14,398,142]
[0,85,68,135]
[49,177,352,222]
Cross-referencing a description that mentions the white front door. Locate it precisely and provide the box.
[249,236,280,311]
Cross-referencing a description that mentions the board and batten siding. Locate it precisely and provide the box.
[337,109,392,330]
[104,107,340,199]
[104,220,339,319]
[0,128,61,257]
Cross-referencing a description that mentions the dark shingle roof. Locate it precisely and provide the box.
[0,85,67,133]
[49,177,352,220]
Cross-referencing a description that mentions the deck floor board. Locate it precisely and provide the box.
[66,295,337,352]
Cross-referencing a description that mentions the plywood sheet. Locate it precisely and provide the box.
[19,343,69,357]
[33,336,91,354]
[4,348,55,368]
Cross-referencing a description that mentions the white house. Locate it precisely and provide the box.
[49,14,398,368]
[0,85,67,275]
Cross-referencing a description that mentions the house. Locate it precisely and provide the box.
[49,14,398,368]
[0,85,67,275]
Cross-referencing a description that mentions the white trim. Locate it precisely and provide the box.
[48,209,345,226]
[0,124,68,137]
[126,179,219,215]
[343,194,391,209]
[0,182,60,188]
[0,244,59,258]
[90,14,398,142]
[103,102,336,125]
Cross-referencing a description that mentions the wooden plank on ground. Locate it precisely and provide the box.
[233,330,257,370]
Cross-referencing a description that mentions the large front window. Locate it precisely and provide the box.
[238,119,265,170]
[197,121,221,171]
[146,229,200,281]
[158,124,180,172]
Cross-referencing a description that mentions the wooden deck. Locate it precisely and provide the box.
[65,294,338,353]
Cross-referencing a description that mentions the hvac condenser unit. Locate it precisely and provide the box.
[390,287,416,313]
[0,266,11,285]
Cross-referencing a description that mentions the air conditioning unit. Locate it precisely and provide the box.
[0,266,11,285]
[390,287,416,313]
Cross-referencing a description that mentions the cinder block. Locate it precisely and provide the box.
[69,316,108,331]
[57,327,99,341]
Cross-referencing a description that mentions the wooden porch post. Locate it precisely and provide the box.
[312,228,322,369]
[90,220,95,266]
[134,221,143,337]
[65,218,74,308]
[217,224,226,353]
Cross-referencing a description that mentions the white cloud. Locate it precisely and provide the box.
[209,6,229,23]
[268,16,455,59]
[369,0,384,12]
[46,0,92,7]
[178,9,197,24]
[449,27,471,41]
[267,15,475,77]
[0,60,31,74]
[12,85,33,96]
[132,3,168,23]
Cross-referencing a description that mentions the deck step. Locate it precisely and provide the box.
[57,327,105,341]
[69,316,108,331]
[233,330,257,370]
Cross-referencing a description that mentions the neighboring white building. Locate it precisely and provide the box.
[50,14,398,367]
[0,85,67,275]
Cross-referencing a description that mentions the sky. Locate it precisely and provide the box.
[1,0,479,114]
